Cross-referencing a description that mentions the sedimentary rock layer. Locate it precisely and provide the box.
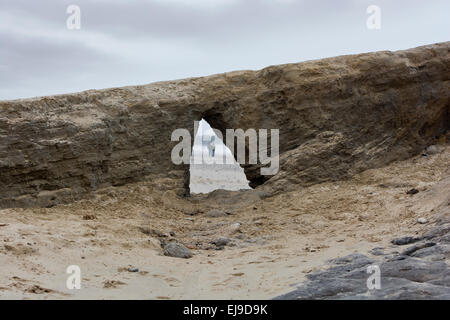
[0,42,449,208]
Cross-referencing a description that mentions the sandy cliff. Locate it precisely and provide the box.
[0,42,448,208]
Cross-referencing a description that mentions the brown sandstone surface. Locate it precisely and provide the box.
[0,42,448,208]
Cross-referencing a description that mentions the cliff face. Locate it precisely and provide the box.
[0,42,449,208]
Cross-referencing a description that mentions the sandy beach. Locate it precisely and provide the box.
[1,145,448,299]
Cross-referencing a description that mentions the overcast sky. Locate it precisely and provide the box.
[1,0,448,100]
[192,119,234,162]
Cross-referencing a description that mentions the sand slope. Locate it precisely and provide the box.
[0,145,448,299]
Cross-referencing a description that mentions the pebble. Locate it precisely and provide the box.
[211,237,231,247]
[406,188,419,195]
[163,242,192,259]
[207,210,227,218]
[426,145,439,155]
[417,217,428,224]
[358,213,370,221]
[230,223,241,233]
[369,247,385,256]
[391,236,421,246]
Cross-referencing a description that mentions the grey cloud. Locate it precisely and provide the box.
[0,0,449,100]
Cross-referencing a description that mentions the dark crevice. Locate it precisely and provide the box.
[201,109,273,189]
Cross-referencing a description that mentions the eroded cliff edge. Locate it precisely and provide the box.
[0,42,449,208]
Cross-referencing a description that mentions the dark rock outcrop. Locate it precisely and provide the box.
[275,207,450,300]
[1,42,449,208]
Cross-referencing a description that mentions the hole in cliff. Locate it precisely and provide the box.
[199,108,275,189]
[189,119,251,194]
